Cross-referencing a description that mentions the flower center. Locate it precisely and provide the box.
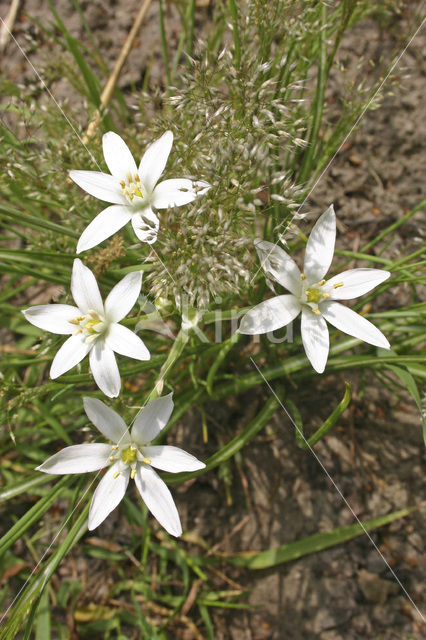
[305,287,322,304]
[110,443,152,480]
[120,172,145,204]
[69,310,105,344]
[121,445,137,464]
[301,276,330,315]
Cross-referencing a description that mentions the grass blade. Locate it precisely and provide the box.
[228,507,415,569]
[296,382,352,449]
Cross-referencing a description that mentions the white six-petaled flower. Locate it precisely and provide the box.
[70,130,210,252]
[36,394,205,535]
[22,259,149,397]
[238,205,391,373]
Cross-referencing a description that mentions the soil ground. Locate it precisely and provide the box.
[0,1,425,639]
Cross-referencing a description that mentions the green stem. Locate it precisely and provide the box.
[389,246,425,271]
[171,0,198,82]
[206,334,241,397]
[186,0,196,58]
[325,1,355,77]
[297,2,327,183]
[333,250,391,266]
[228,0,241,69]
[145,327,190,403]
[159,0,171,86]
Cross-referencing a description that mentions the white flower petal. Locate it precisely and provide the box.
[88,462,130,530]
[152,178,203,209]
[300,307,330,373]
[326,269,391,300]
[77,205,133,254]
[89,341,121,398]
[71,259,104,315]
[50,334,92,379]
[138,131,173,192]
[238,295,301,334]
[135,464,182,537]
[104,271,142,322]
[131,210,159,244]
[69,170,124,204]
[322,301,390,349]
[303,205,336,282]
[143,446,205,473]
[254,239,302,295]
[83,397,130,444]
[102,131,137,179]
[131,394,174,445]
[22,304,80,335]
[105,324,150,361]
[36,443,111,474]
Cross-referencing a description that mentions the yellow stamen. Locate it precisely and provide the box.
[143,457,151,465]
[333,282,344,289]
[317,279,326,286]
[312,308,321,315]
[301,273,306,280]
[111,445,119,450]
[120,174,144,202]
[322,293,330,299]
[109,456,115,462]
[130,469,136,479]
[113,471,120,479]
[70,311,103,341]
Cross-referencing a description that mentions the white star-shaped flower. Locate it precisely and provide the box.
[239,205,391,373]
[22,259,149,397]
[70,131,210,252]
[36,394,205,535]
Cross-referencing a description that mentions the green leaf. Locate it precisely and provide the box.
[228,507,415,569]
[35,589,51,640]
[0,474,55,502]
[0,204,79,239]
[45,0,101,107]
[297,382,352,449]
[0,477,72,555]
[32,400,73,445]
[1,502,89,638]
[198,603,215,640]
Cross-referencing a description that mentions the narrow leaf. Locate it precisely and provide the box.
[228,507,415,569]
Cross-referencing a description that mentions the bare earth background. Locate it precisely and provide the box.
[0,1,425,639]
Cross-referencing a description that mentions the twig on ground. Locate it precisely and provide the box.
[0,0,21,53]
[83,0,154,143]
